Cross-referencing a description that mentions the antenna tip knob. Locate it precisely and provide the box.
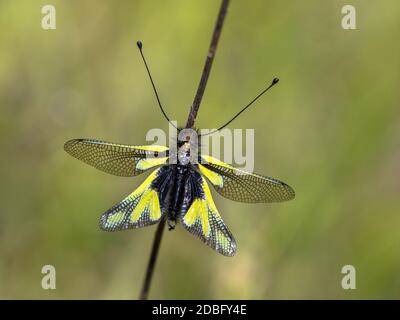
[136,41,143,49]
[272,77,279,84]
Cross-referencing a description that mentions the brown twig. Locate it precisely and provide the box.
[139,0,230,300]
[139,217,166,300]
[186,0,230,128]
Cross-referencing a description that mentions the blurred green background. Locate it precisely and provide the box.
[0,0,399,299]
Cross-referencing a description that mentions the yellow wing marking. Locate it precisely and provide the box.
[64,139,169,177]
[106,211,125,225]
[131,145,169,152]
[148,190,161,221]
[198,164,224,187]
[216,230,231,248]
[131,189,161,223]
[129,170,161,223]
[180,174,236,256]
[136,157,168,170]
[201,155,243,173]
[183,198,210,238]
[102,169,162,229]
[183,199,200,226]
[200,154,295,203]
[84,141,169,152]
[201,177,219,214]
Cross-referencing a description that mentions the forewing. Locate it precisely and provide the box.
[100,168,170,230]
[199,155,295,203]
[64,139,168,177]
[179,170,236,256]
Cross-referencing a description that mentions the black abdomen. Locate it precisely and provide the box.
[150,164,200,224]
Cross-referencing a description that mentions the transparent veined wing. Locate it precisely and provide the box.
[100,167,172,230]
[64,139,169,177]
[179,170,236,256]
[198,155,295,203]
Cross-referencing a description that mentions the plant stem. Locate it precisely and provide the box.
[139,0,230,300]
[186,0,230,128]
[139,217,166,300]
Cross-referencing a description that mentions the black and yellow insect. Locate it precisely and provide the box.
[64,42,295,257]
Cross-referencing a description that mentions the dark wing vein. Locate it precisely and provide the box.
[201,156,295,203]
[64,139,167,177]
